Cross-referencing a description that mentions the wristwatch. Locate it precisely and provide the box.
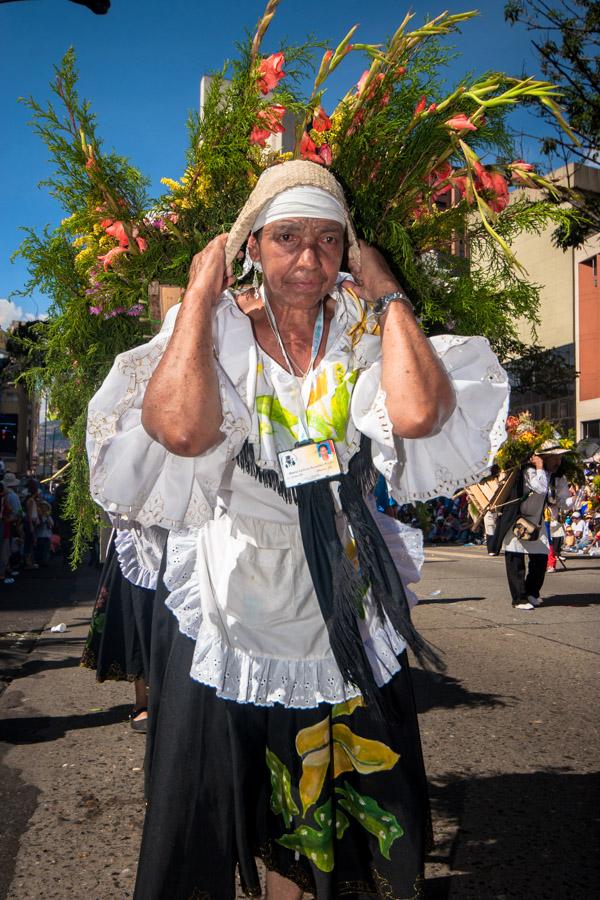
[373,290,413,318]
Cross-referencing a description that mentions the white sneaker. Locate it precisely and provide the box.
[528,595,543,607]
[513,601,534,610]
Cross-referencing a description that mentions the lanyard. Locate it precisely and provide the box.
[261,285,324,443]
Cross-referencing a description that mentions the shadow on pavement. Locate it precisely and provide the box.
[429,769,600,898]
[0,703,131,744]
[418,596,486,606]
[0,655,82,681]
[412,668,507,714]
[541,592,600,607]
[0,757,40,900]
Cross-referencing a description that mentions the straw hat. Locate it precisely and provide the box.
[537,439,570,456]
[225,160,360,268]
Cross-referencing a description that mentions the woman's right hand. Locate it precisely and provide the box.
[184,233,235,306]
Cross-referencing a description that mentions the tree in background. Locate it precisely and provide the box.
[505,0,600,245]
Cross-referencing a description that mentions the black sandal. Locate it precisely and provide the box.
[129,706,148,733]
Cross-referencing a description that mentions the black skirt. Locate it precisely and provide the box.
[135,577,432,900]
[81,539,154,682]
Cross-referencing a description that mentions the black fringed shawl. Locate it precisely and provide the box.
[236,436,444,718]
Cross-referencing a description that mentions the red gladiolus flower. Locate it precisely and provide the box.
[429,162,453,201]
[453,175,473,203]
[249,105,286,148]
[312,106,332,133]
[511,159,536,186]
[98,245,127,270]
[257,52,285,95]
[104,220,129,247]
[300,132,331,166]
[357,70,370,95]
[318,143,332,166]
[414,95,427,116]
[428,103,437,113]
[486,172,510,212]
[445,113,477,131]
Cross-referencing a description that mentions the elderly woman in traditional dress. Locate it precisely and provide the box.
[87,160,508,899]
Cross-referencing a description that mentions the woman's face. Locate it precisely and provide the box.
[248,216,344,310]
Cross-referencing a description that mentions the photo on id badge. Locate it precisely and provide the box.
[279,439,340,488]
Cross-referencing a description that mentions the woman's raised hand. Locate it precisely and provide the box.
[348,239,403,304]
[184,233,235,306]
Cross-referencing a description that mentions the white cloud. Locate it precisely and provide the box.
[0,299,36,328]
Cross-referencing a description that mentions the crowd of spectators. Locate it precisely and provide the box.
[0,462,69,586]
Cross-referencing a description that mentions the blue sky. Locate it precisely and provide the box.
[0,0,550,320]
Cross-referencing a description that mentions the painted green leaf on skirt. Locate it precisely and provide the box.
[266,748,299,828]
[336,782,404,859]
[277,798,335,872]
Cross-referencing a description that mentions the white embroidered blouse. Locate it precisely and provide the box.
[87,286,509,708]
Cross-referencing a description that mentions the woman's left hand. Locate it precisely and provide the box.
[348,240,405,304]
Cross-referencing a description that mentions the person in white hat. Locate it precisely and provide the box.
[87,160,509,900]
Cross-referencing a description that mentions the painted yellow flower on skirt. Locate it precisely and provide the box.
[295,697,400,814]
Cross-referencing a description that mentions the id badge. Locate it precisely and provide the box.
[278,439,341,488]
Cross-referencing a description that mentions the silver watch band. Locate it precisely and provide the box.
[373,290,413,318]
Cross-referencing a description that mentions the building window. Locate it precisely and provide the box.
[582,419,600,439]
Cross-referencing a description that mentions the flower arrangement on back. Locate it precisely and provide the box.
[15,0,581,560]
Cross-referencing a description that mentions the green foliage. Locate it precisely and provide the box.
[14,4,584,562]
[505,0,600,243]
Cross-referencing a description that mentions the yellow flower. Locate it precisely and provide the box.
[74,247,96,268]
[72,235,87,248]
[160,177,182,193]
[309,128,326,147]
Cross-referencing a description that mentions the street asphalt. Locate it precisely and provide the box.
[0,546,598,899]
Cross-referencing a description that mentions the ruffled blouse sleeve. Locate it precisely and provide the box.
[350,334,509,502]
[86,297,252,530]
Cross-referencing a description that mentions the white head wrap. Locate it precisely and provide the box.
[252,186,347,233]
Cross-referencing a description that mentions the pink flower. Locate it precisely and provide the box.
[486,172,510,212]
[357,70,370,95]
[257,52,285,95]
[428,103,437,113]
[312,106,332,133]
[511,159,536,186]
[453,175,474,203]
[135,236,148,252]
[104,220,129,247]
[299,132,331,166]
[88,306,102,315]
[249,105,286,147]
[473,164,510,212]
[414,95,427,116]
[85,155,96,171]
[428,162,453,201]
[126,304,145,317]
[318,143,332,166]
[395,65,406,77]
[98,245,127,270]
[445,113,477,131]
[357,72,389,106]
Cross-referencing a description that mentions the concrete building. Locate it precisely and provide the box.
[509,163,600,434]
